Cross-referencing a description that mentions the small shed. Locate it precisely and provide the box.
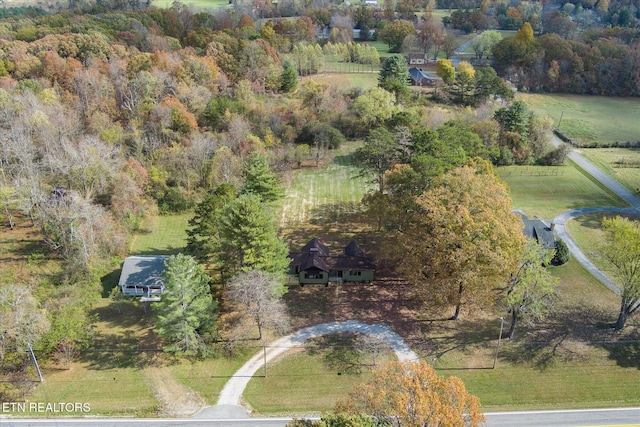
[408,67,434,86]
[117,256,168,299]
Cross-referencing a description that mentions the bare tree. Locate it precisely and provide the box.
[225,270,290,340]
[0,285,50,362]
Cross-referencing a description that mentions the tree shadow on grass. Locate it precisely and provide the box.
[83,301,160,370]
[498,305,616,370]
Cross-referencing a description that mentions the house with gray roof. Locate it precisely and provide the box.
[117,255,168,300]
[518,213,557,249]
[408,67,434,86]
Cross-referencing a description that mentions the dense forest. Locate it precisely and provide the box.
[0,0,634,394]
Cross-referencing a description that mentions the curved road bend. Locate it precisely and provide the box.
[548,134,640,292]
[199,320,418,418]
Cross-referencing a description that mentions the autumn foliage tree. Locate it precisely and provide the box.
[336,360,485,427]
[395,160,525,320]
[601,216,640,330]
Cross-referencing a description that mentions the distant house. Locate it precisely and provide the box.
[408,67,434,86]
[288,238,375,285]
[518,213,557,249]
[117,256,168,300]
[364,0,378,5]
[407,54,426,65]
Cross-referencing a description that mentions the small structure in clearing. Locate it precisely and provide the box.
[288,238,375,285]
[518,213,557,249]
[117,255,168,300]
[408,67,435,86]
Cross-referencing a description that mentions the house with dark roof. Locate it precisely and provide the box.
[517,213,557,249]
[288,238,375,285]
[118,255,168,300]
[408,67,434,86]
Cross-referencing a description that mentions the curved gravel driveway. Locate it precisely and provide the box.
[197,321,417,418]
[546,134,640,293]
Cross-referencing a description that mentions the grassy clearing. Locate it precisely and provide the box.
[312,73,379,91]
[579,148,640,193]
[497,164,626,219]
[278,141,375,230]
[245,335,397,414]
[519,93,640,146]
[30,299,159,416]
[565,212,640,277]
[128,213,190,255]
[152,0,229,9]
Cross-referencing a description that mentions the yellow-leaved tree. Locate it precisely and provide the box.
[395,159,524,320]
[336,360,485,427]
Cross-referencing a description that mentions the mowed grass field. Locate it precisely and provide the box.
[579,147,640,193]
[128,213,190,254]
[519,93,640,146]
[152,0,228,8]
[498,163,626,219]
[279,142,375,229]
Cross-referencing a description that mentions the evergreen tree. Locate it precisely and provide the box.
[378,55,410,99]
[186,184,237,262]
[241,152,284,202]
[153,254,216,355]
[217,194,289,281]
[280,60,298,93]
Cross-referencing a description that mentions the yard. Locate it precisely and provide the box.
[497,163,626,219]
[519,93,640,147]
[578,147,640,193]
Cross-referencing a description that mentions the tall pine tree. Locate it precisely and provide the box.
[241,152,284,202]
[153,254,216,355]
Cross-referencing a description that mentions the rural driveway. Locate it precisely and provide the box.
[546,133,640,293]
[198,320,418,418]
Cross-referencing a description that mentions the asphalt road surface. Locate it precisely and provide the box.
[2,408,640,427]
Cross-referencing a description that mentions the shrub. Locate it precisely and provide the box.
[553,238,570,265]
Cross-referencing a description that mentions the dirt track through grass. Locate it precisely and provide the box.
[279,146,374,229]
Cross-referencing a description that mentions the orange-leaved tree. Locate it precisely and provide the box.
[336,360,485,427]
[395,159,524,320]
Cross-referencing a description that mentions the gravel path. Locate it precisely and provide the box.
[202,320,417,417]
[547,133,640,293]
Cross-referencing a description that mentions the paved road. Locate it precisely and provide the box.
[3,408,640,426]
[548,133,640,292]
[486,407,640,426]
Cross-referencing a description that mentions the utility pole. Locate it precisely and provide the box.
[27,343,44,382]
[263,343,267,378]
[492,317,504,369]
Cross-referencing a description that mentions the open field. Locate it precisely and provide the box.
[519,93,640,146]
[278,142,375,231]
[565,212,640,276]
[152,0,228,9]
[579,147,640,193]
[245,340,396,414]
[497,164,626,219]
[128,213,190,255]
[312,73,379,90]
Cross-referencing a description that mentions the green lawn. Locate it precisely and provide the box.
[498,164,626,219]
[128,213,191,255]
[519,93,640,147]
[278,142,374,229]
[565,212,640,277]
[312,73,379,91]
[152,0,228,8]
[579,148,640,193]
